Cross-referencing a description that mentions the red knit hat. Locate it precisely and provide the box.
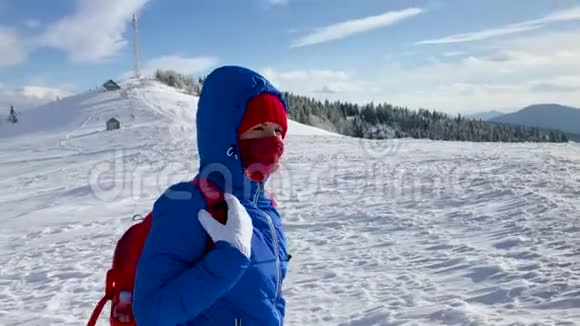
[237,93,288,138]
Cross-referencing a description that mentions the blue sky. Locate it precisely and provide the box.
[2,0,580,113]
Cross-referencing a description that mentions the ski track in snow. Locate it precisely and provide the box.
[1,79,579,325]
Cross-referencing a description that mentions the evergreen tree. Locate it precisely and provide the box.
[8,105,18,124]
[246,91,568,143]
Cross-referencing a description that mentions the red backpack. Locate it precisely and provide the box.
[87,178,226,326]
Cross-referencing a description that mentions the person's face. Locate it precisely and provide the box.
[239,122,284,140]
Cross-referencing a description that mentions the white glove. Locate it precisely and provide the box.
[198,193,253,258]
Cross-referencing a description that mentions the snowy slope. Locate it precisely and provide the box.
[0,78,336,141]
[1,80,579,325]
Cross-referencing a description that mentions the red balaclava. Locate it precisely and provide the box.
[237,93,288,182]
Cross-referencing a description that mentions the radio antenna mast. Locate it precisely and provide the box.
[132,14,142,79]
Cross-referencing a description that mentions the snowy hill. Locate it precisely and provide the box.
[0,79,336,140]
[1,80,579,325]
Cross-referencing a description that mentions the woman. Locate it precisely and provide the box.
[133,66,290,325]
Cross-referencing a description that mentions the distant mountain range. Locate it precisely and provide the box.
[467,110,507,121]
[468,104,580,139]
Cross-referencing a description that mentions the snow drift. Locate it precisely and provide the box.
[0,79,579,325]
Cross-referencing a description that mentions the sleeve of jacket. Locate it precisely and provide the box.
[276,295,286,324]
[132,182,251,325]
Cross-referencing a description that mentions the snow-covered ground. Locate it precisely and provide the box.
[0,79,579,325]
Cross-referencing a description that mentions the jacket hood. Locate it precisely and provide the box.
[196,65,287,200]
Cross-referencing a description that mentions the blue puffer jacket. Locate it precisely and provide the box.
[133,66,290,325]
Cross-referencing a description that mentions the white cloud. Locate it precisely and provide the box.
[255,0,287,8]
[143,55,217,75]
[417,6,580,45]
[265,69,349,81]
[119,55,217,80]
[24,19,41,29]
[442,51,466,57]
[40,0,150,63]
[383,81,580,114]
[0,85,75,112]
[262,68,375,98]
[270,0,288,6]
[267,28,580,113]
[377,28,580,112]
[291,8,424,48]
[0,27,28,66]
[417,24,541,45]
[0,0,149,65]
[20,86,73,100]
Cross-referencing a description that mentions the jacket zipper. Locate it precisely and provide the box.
[265,210,281,299]
[252,182,282,299]
[252,183,261,206]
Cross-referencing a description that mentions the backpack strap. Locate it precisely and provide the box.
[87,270,114,326]
[192,178,227,252]
[87,295,110,326]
